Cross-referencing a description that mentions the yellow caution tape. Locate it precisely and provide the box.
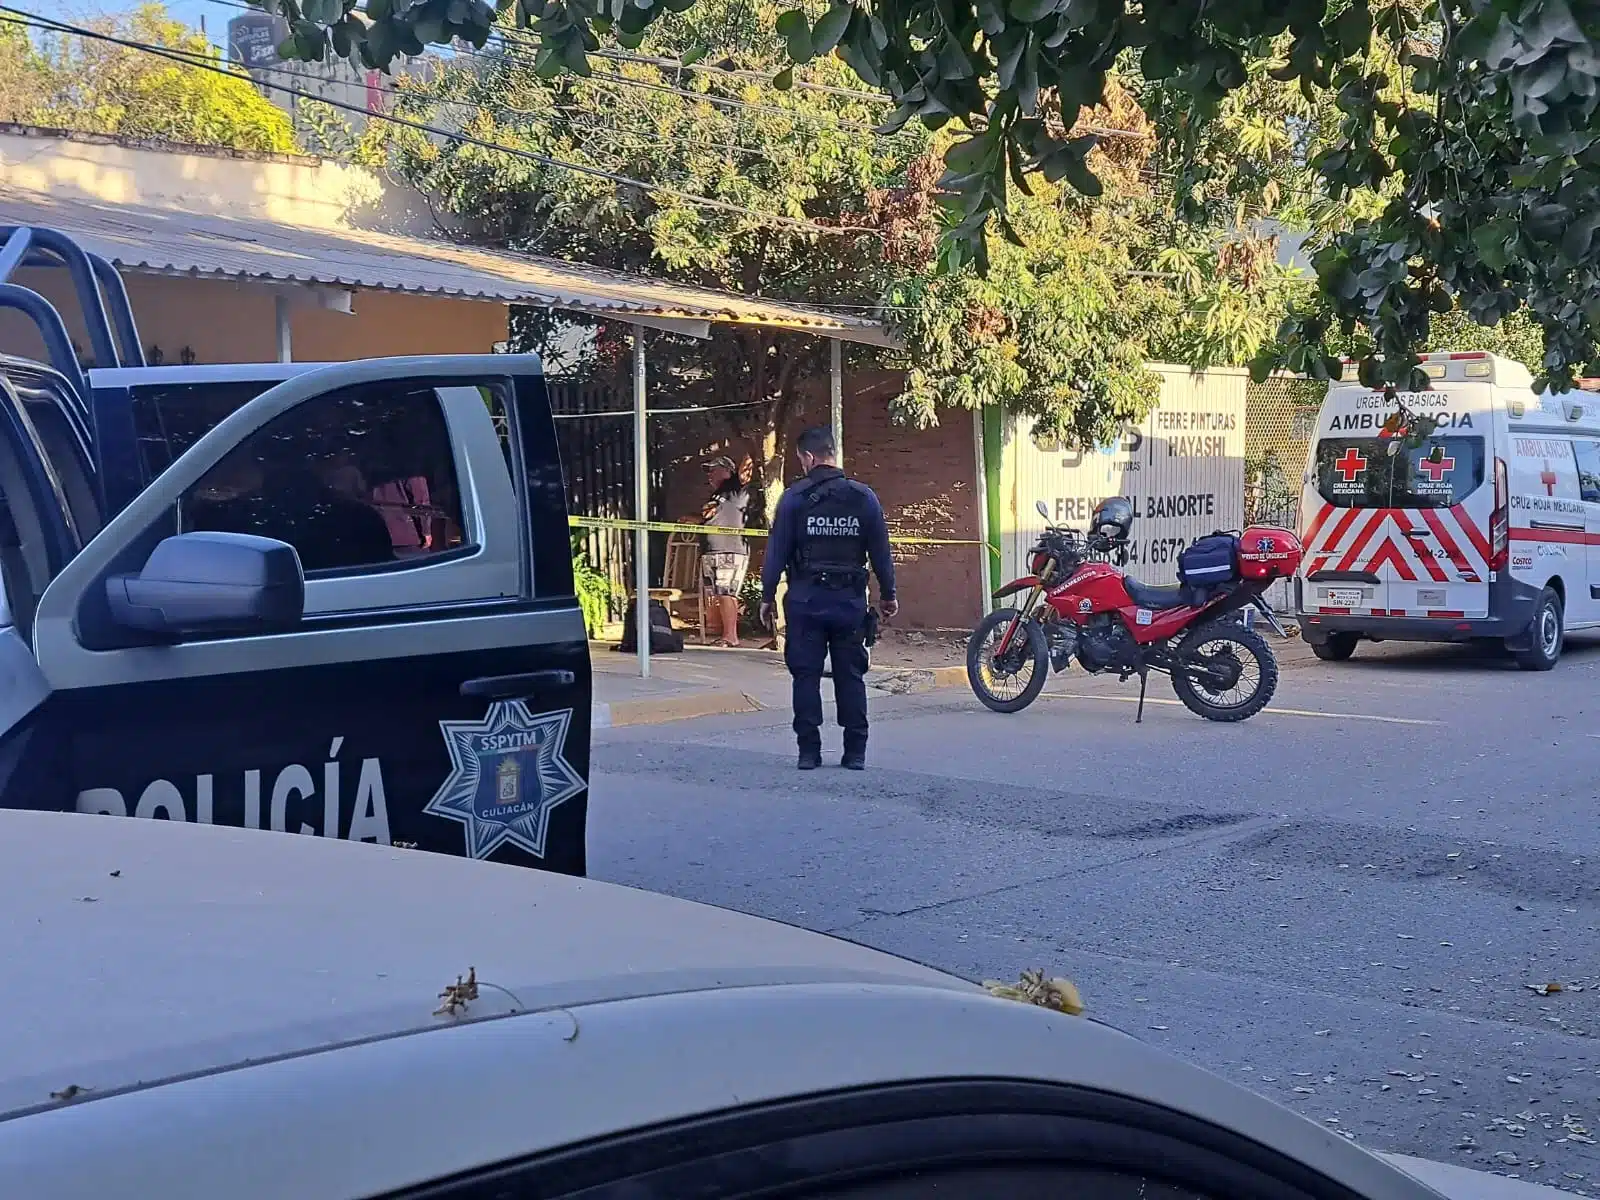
[568,514,993,549]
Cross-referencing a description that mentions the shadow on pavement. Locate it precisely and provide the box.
[1315,631,1600,673]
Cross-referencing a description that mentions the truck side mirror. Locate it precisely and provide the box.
[106,531,305,637]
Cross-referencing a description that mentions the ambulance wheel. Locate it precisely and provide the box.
[1311,633,1359,662]
[1514,589,1564,672]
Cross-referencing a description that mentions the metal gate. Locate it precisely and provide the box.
[1244,373,1324,612]
[548,377,668,620]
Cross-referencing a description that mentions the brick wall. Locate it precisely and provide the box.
[653,365,983,631]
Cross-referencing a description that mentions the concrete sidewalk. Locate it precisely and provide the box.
[591,641,968,729]
[590,624,1315,729]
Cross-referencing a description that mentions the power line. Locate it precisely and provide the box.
[482,34,896,137]
[199,0,913,138]
[489,28,1151,143]
[179,0,1159,149]
[158,17,791,162]
[588,46,892,105]
[489,28,1151,141]
[257,58,788,161]
[203,0,889,105]
[0,6,879,236]
[553,395,774,418]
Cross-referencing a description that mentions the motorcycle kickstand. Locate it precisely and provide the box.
[1134,666,1149,724]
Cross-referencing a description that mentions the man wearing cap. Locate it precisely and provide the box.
[760,427,896,771]
[700,454,752,647]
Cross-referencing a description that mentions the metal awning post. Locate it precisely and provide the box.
[275,293,292,363]
[972,408,992,614]
[829,337,844,467]
[632,325,650,679]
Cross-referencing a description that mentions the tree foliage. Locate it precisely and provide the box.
[3,4,295,154]
[327,0,936,506]
[886,84,1305,441]
[318,0,1295,474]
[268,0,1600,394]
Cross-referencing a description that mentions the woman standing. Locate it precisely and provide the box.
[699,454,751,646]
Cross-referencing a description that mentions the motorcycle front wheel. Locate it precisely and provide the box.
[1170,621,1278,722]
[967,608,1049,713]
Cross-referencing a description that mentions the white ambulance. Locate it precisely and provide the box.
[1296,351,1600,670]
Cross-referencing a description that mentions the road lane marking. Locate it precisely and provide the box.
[1040,692,1441,725]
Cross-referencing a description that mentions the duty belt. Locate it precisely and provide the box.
[804,568,868,589]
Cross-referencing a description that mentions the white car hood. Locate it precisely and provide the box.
[1384,1153,1582,1199]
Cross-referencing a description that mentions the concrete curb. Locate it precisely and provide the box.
[593,690,765,729]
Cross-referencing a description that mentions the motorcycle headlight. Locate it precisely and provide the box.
[1030,550,1052,576]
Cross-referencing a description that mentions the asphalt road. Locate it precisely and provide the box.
[589,634,1600,1194]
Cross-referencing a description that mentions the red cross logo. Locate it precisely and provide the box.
[1418,454,1455,483]
[1542,461,1559,497]
[1334,447,1368,483]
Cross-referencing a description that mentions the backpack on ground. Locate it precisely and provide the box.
[617,597,684,654]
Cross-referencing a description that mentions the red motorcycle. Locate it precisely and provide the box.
[968,498,1303,722]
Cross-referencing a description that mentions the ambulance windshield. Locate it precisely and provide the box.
[1313,436,1485,509]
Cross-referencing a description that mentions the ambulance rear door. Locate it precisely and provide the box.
[1300,418,1392,618]
[1381,426,1492,618]
[1301,382,1492,620]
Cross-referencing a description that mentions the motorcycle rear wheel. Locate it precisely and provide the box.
[1170,622,1278,722]
[967,608,1049,714]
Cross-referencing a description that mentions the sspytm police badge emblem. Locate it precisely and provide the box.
[423,702,585,860]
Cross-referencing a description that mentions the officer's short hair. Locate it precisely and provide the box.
[797,427,836,459]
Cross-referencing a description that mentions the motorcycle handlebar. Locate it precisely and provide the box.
[1036,527,1123,554]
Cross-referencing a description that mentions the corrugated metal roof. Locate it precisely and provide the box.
[0,186,895,347]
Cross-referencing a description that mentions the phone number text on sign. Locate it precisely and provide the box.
[1117,537,1190,567]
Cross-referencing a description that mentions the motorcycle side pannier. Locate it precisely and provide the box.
[1177,533,1241,588]
[1238,526,1304,579]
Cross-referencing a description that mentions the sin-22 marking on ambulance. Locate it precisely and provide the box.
[423,702,584,860]
[75,737,393,844]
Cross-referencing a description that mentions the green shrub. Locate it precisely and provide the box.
[572,536,613,637]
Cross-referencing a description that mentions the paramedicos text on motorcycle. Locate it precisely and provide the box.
[967,498,1303,723]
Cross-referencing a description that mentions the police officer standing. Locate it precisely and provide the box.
[760,427,897,771]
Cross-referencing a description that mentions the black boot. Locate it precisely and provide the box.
[797,747,822,771]
[841,748,866,771]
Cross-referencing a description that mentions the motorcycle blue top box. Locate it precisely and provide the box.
[0,224,591,875]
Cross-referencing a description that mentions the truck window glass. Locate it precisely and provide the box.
[1314,435,1485,508]
[130,381,274,480]
[178,385,468,575]
[1574,440,1600,503]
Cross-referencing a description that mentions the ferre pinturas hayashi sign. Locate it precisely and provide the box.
[1000,367,1248,584]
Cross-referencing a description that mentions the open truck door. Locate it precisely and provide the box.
[0,355,592,875]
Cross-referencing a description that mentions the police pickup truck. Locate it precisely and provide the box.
[0,225,590,874]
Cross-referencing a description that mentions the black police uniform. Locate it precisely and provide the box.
[762,465,895,765]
